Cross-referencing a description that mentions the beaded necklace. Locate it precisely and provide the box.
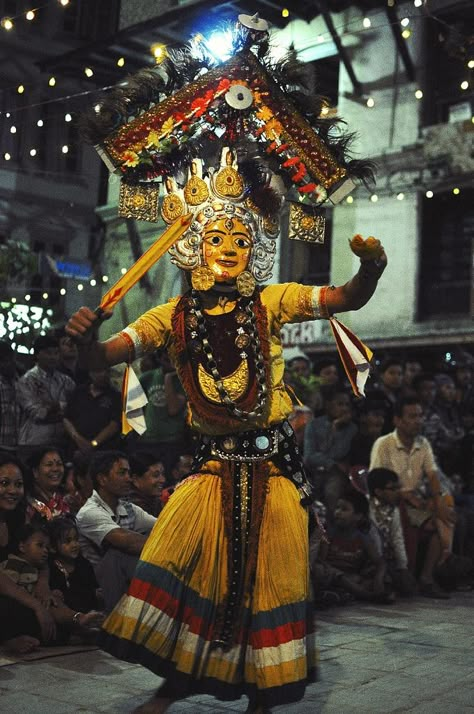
[189,289,268,420]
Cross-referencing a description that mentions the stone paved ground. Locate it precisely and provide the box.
[1,591,473,713]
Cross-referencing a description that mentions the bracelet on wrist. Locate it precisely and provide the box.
[72,611,82,624]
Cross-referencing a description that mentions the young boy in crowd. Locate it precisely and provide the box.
[367,468,416,597]
[312,488,393,606]
[128,453,167,517]
[48,517,101,613]
[1,523,104,643]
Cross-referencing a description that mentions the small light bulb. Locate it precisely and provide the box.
[60,288,66,295]
[363,17,371,28]
[468,60,474,70]
[49,76,56,87]
[77,284,84,291]
[366,97,375,108]
[414,0,422,6]
[425,190,433,198]
[397,192,405,200]
[151,44,166,60]
[401,17,410,27]
[4,152,11,161]
[5,113,10,118]
[415,89,423,99]
[11,297,16,303]
[30,148,37,157]
[37,119,44,127]
[90,279,97,287]
[282,8,289,17]
[26,10,35,20]
[2,18,14,31]
[402,29,411,39]
[102,275,109,283]
[460,81,469,91]
[453,187,460,195]
[60,0,70,6]
[10,125,16,134]
[62,145,69,154]
[117,57,125,67]
[84,67,94,77]
[370,194,378,202]
[17,84,25,94]
[42,292,49,300]
[25,294,31,301]
[346,195,354,204]
[121,268,127,275]
[65,113,72,122]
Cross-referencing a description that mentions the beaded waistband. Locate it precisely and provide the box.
[201,421,294,462]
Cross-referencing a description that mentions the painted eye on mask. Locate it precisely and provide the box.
[235,237,251,248]
[207,235,222,246]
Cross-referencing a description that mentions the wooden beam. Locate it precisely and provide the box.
[317,0,364,96]
[385,5,416,82]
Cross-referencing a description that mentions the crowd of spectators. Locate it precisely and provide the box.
[288,346,474,604]
[0,332,192,655]
[0,330,473,654]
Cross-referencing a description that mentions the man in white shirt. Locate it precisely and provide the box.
[76,451,156,611]
[369,397,455,598]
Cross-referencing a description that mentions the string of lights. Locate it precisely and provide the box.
[1,3,471,173]
[2,1,471,109]
[0,0,70,30]
[0,6,426,103]
[0,7,471,198]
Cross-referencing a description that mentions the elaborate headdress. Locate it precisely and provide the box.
[81,13,374,284]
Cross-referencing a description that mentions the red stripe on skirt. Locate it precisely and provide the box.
[129,579,214,639]
[249,620,306,649]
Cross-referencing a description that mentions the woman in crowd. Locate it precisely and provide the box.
[0,454,56,654]
[25,447,71,522]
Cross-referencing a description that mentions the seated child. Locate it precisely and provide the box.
[312,487,392,605]
[48,517,101,613]
[1,523,104,644]
[367,468,416,597]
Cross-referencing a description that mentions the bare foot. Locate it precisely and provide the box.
[3,635,40,656]
[77,610,105,629]
[131,696,174,714]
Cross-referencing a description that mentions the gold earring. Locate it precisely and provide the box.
[236,271,256,297]
[191,266,215,292]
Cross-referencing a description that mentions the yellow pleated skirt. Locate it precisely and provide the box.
[101,470,317,706]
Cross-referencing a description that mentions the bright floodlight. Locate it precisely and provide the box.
[204,30,234,63]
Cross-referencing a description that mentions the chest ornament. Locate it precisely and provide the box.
[198,359,249,404]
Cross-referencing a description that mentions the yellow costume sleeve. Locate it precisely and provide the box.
[119,298,179,358]
[261,283,328,330]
